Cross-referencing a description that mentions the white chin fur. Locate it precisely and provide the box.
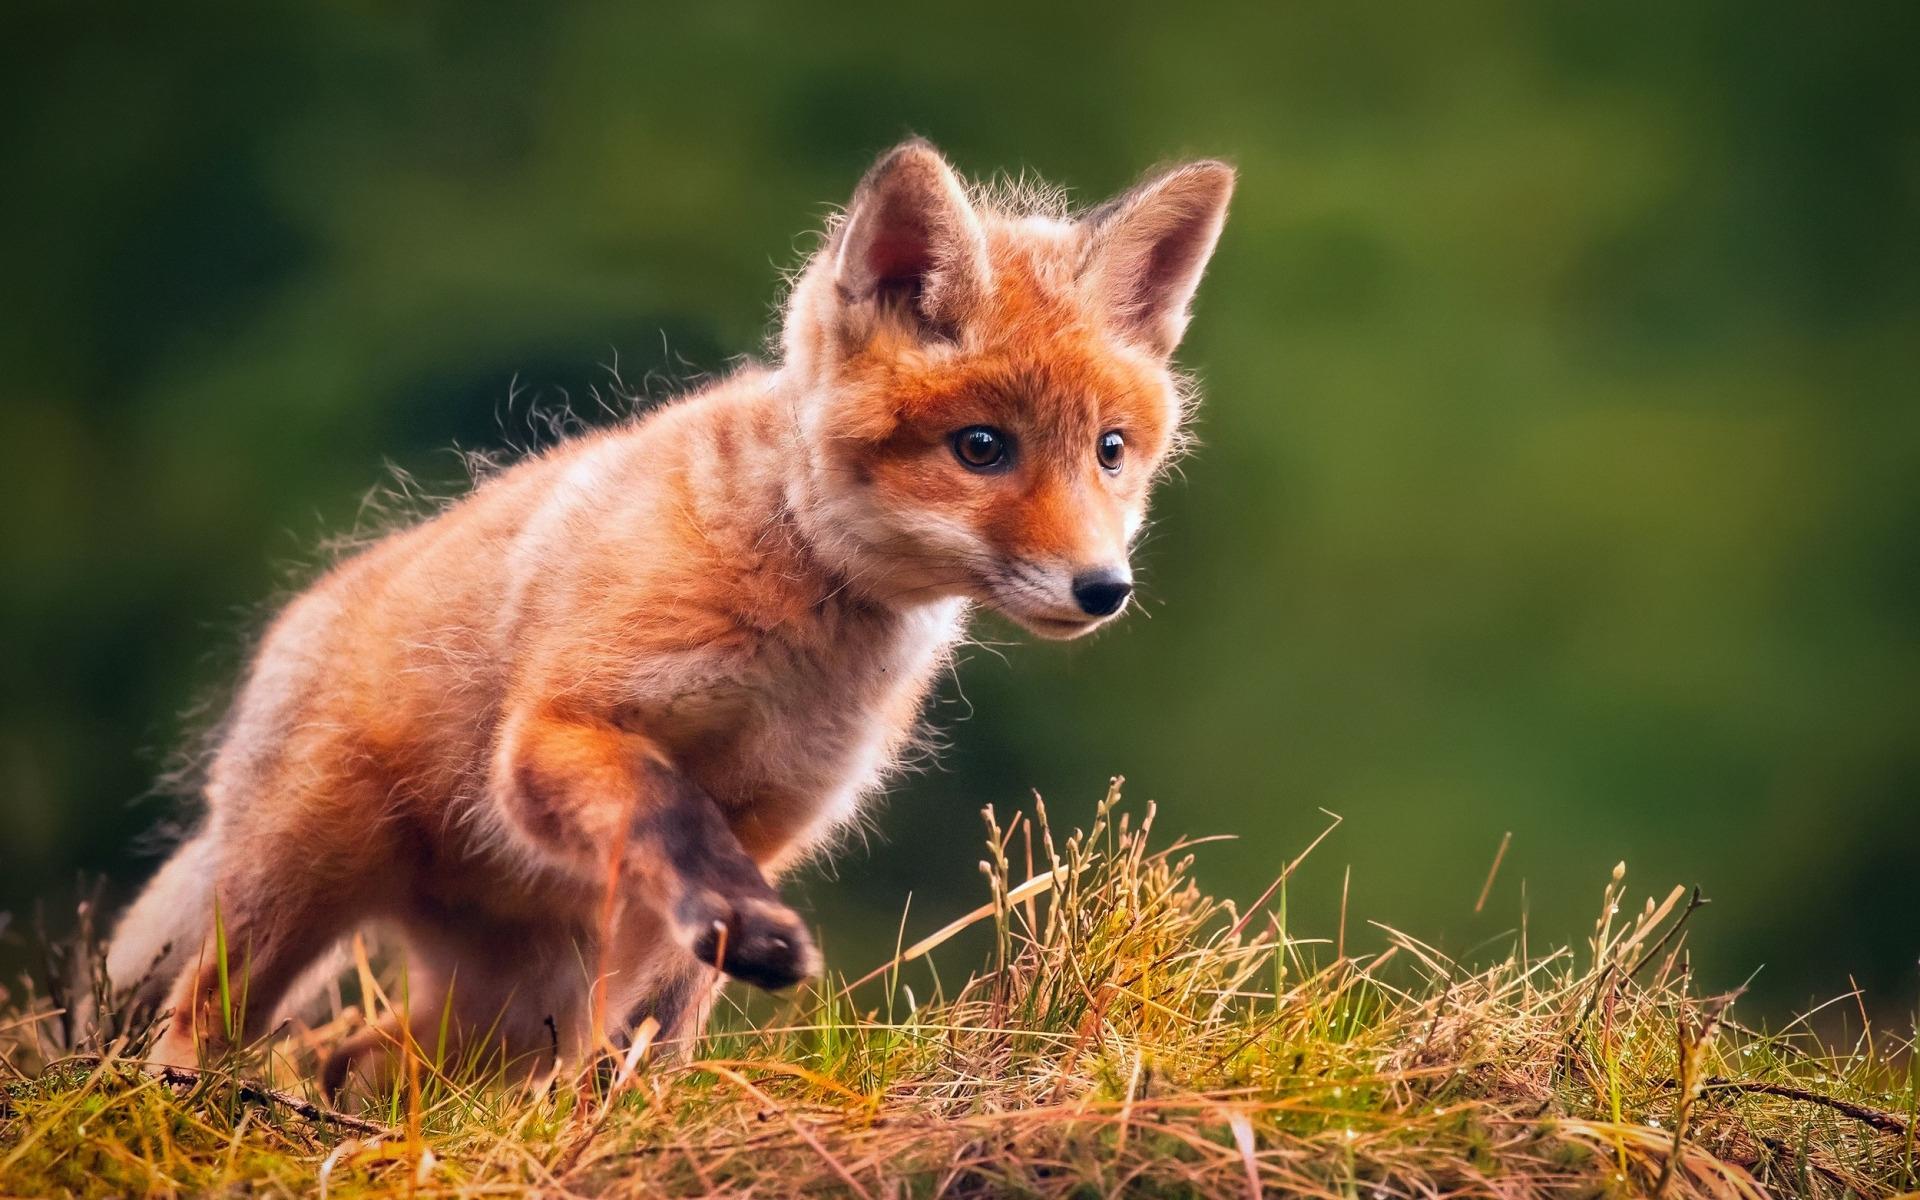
[1005,609,1111,641]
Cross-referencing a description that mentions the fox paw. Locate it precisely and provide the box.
[682,893,820,991]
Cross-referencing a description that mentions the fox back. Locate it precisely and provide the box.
[104,140,1234,1088]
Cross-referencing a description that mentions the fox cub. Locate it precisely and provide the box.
[107,139,1234,1088]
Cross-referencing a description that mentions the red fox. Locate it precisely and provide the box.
[105,139,1234,1089]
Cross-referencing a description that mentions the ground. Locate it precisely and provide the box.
[3,784,1915,1197]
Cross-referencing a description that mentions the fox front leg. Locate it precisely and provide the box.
[497,708,819,990]
[634,760,822,989]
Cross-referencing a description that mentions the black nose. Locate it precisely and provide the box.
[1071,569,1133,617]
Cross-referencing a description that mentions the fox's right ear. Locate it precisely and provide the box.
[831,139,990,338]
[1082,160,1235,357]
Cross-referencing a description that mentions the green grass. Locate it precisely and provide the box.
[3,783,1915,1198]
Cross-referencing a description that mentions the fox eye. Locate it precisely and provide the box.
[1097,429,1126,472]
[952,426,1010,471]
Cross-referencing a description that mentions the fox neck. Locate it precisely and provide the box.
[770,372,976,618]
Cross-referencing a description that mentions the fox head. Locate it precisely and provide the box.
[782,140,1233,639]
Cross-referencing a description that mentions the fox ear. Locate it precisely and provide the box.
[833,139,990,337]
[1083,160,1235,357]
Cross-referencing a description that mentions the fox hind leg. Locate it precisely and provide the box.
[146,834,367,1067]
[322,908,594,1097]
[103,832,217,1035]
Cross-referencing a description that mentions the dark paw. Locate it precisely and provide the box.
[684,894,820,991]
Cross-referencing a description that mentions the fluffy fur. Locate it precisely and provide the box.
[105,139,1234,1089]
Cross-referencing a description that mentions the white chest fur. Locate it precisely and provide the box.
[715,596,968,859]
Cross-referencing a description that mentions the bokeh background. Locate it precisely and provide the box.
[4,2,1916,1021]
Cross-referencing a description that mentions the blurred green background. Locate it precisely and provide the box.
[3,2,1916,1020]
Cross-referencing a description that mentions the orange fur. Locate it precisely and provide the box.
[105,140,1234,1086]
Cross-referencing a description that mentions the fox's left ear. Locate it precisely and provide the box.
[1082,161,1236,357]
[832,139,990,339]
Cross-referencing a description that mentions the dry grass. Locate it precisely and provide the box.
[3,782,1915,1198]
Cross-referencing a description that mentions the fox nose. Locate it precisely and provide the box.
[1070,568,1133,618]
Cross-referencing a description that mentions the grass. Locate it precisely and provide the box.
[2,781,1915,1198]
